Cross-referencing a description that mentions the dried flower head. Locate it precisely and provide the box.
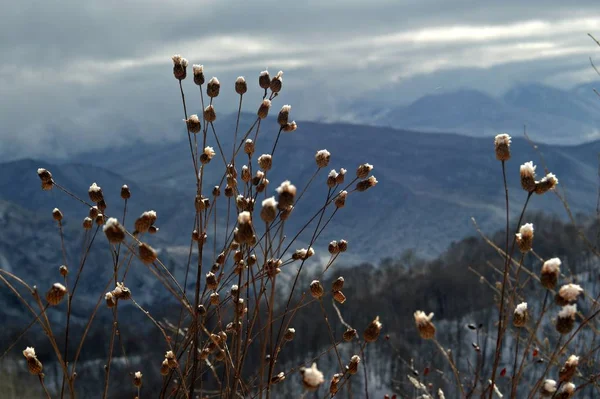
[103,217,126,244]
[343,328,357,342]
[37,168,52,183]
[278,105,291,126]
[513,302,528,328]
[315,149,331,168]
[83,217,93,230]
[347,355,361,375]
[172,54,188,80]
[200,146,216,164]
[332,277,345,292]
[236,211,254,244]
[276,180,297,210]
[356,163,373,179]
[283,121,297,132]
[335,190,348,208]
[328,240,340,254]
[160,359,170,375]
[540,379,557,397]
[235,76,247,95]
[338,239,348,252]
[556,304,577,334]
[257,99,271,119]
[556,284,584,306]
[260,197,278,223]
[535,173,558,195]
[310,280,324,299]
[59,265,68,277]
[105,292,116,308]
[121,184,131,199]
[284,328,296,341]
[516,223,534,252]
[414,311,435,339]
[559,355,579,383]
[271,372,285,384]
[520,161,537,192]
[46,282,67,306]
[88,182,104,203]
[203,105,217,123]
[333,290,347,303]
[207,77,220,97]
[327,170,338,188]
[133,371,143,388]
[52,208,63,221]
[364,316,382,342]
[541,258,561,290]
[257,154,272,171]
[244,139,255,155]
[138,242,158,264]
[300,362,325,391]
[192,64,205,85]
[270,70,283,93]
[23,347,42,375]
[135,210,157,234]
[494,133,511,161]
[259,70,270,89]
[330,373,342,395]
[113,282,131,300]
[292,247,315,261]
[356,176,378,192]
[556,382,575,399]
[185,114,201,134]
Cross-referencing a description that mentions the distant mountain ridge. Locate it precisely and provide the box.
[338,82,600,144]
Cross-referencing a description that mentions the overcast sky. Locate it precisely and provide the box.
[2,0,600,159]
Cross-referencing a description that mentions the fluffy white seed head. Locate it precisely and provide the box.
[559,284,584,302]
[515,302,528,316]
[238,211,251,224]
[23,347,36,359]
[542,258,561,274]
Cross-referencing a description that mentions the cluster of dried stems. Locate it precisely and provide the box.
[0,56,381,398]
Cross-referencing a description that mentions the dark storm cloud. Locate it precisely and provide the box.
[1,0,599,158]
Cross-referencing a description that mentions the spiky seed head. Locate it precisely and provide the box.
[541,258,561,289]
[172,54,188,80]
[138,243,157,264]
[516,223,534,253]
[133,371,143,387]
[414,311,435,339]
[315,149,331,168]
[520,161,537,192]
[335,190,348,208]
[59,265,68,277]
[284,328,296,341]
[494,133,511,161]
[338,239,348,252]
[207,77,220,97]
[283,121,297,132]
[257,99,271,119]
[46,283,67,306]
[103,217,126,244]
[556,305,577,335]
[556,284,583,306]
[192,64,205,85]
[540,379,557,397]
[270,70,283,93]
[277,105,291,126]
[52,208,63,221]
[185,114,201,134]
[244,139,255,155]
[356,163,373,179]
[535,173,559,195]
[513,302,528,328]
[83,217,93,230]
[37,168,52,183]
[559,355,579,383]
[347,355,361,375]
[343,328,357,342]
[200,146,216,165]
[257,154,272,171]
[88,182,104,203]
[364,316,382,342]
[203,105,216,123]
[356,176,378,192]
[259,70,271,89]
[300,362,324,392]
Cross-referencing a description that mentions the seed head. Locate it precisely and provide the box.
[330,373,342,395]
[236,211,254,244]
[276,180,297,210]
[284,328,296,341]
[103,217,126,244]
[300,362,324,392]
[37,168,52,183]
[356,163,373,179]
[494,133,511,161]
[520,161,537,192]
[172,55,188,80]
[257,99,271,119]
[95,214,105,226]
[556,284,583,306]
[260,197,278,223]
[556,304,577,334]
[257,154,272,171]
[23,347,36,359]
[559,355,579,383]
[160,359,170,375]
[52,208,63,222]
[310,280,324,299]
[535,173,559,195]
[235,76,247,95]
[338,239,348,252]
[364,316,382,342]
[315,149,331,168]
[336,168,346,184]
[513,302,528,328]
[259,70,271,89]
[541,258,561,290]
[356,176,378,192]
[105,292,116,308]
[332,277,344,292]
[540,379,557,397]
[283,121,297,132]
[121,184,131,199]
[138,243,157,264]
[207,77,220,98]
[88,182,104,203]
[133,371,143,388]
[46,282,67,306]
[343,328,357,342]
[113,282,131,300]
[556,382,575,399]
[185,114,201,134]
[271,372,285,384]
[135,210,157,234]
[210,292,219,305]
[192,64,205,85]
[244,139,255,155]
[277,105,291,126]
[200,146,216,164]
[335,190,348,208]
[270,70,283,93]
[414,311,435,339]
[516,223,534,253]
[347,355,360,375]
[59,265,68,277]
[333,290,347,303]
[328,240,339,254]
[23,347,42,375]
[83,217,93,230]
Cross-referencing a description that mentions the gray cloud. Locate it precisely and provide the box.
[1,0,599,159]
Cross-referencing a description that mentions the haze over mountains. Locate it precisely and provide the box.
[336,82,600,144]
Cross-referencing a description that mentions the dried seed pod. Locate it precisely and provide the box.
[192,64,205,86]
[270,71,283,93]
[59,265,68,277]
[277,105,291,126]
[83,217,93,230]
[89,206,99,219]
[207,77,220,98]
[556,284,584,306]
[300,362,324,392]
[185,114,201,134]
[113,282,131,300]
[97,199,107,212]
[37,168,52,183]
[52,208,63,221]
[133,371,143,388]
[332,277,344,292]
[212,185,221,197]
[315,149,331,168]
[520,161,537,192]
[121,184,131,199]
[347,355,360,375]
[541,258,561,290]
[172,55,188,80]
[343,328,357,342]
[414,311,435,339]
[203,105,216,123]
[284,328,296,341]
[257,154,272,171]
[494,133,511,161]
[88,182,104,203]
[330,373,342,395]
[210,292,219,305]
[235,76,247,95]
[148,225,159,234]
[244,139,255,155]
[516,223,534,253]
[559,355,579,383]
[206,272,218,290]
[535,173,559,195]
[257,99,271,119]
[105,292,117,308]
[334,190,347,208]
[276,181,296,210]
[513,302,528,328]
[338,240,348,252]
[266,258,282,277]
[328,241,339,255]
[356,163,373,179]
[356,176,378,192]
[336,168,346,184]
[103,217,126,244]
[332,291,346,304]
[540,379,557,397]
[138,243,158,264]
[160,359,170,376]
[95,214,105,226]
[270,372,285,384]
[556,305,577,335]
[259,70,270,89]
[364,316,382,342]
[27,356,43,375]
[46,283,67,306]
[310,280,324,299]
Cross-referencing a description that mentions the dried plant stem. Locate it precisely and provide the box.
[318,298,344,372]
[38,374,52,399]
[433,338,464,396]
